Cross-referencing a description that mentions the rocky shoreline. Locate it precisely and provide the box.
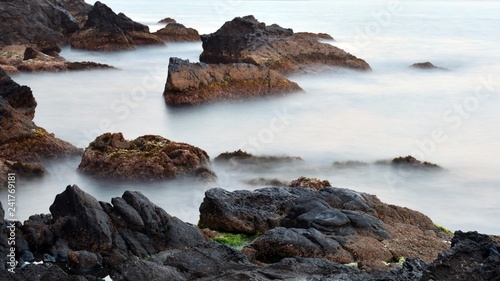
[0,183,499,280]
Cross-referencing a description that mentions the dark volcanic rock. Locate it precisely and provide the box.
[154,23,200,41]
[0,68,36,118]
[0,0,78,49]
[200,15,370,74]
[20,185,206,276]
[214,149,303,166]
[199,182,451,266]
[70,1,163,51]
[0,263,102,280]
[421,231,500,281]
[78,132,215,181]
[164,57,302,105]
[60,0,93,28]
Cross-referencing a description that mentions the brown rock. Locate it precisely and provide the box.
[410,62,447,70]
[78,132,216,181]
[288,176,331,191]
[164,57,302,106]
[154,23,200,41]
[158,17,177,24]
[200,15,370,74]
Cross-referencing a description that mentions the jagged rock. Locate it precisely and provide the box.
[0,67,36,118]
[200,15,371,74]
[0,0,78,49]
[20,185,206,276]
[78,133,216,181]
[70,1,163,51]
[0,263,103,280]
[164,57,302,105]
[60,0,93,28]
[214,150,303,167]
[199,183,450,266]
[154,23,200,41]
[0,158,46,180]
[421,231,500,281]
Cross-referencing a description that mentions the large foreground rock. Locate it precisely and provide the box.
[200,15,371,74]
[70,1,164,51]
[164,57,302,105]
[78,132,216,181]
[2,188,498,280]
[199,182,451,267]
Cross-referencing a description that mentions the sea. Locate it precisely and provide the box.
[1,0,499,235]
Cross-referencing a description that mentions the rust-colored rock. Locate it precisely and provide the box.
[164,57,302,106]
[288,176,331,191]
[78,132,216,181]
[200,15,370,74]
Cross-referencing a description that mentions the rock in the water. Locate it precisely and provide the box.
[78,132,215,181]
[158,17,177,24]
[410,62,447,70]
[0,69,82,167]
[200,15,371,74]
[289,176,331,190]
[164,57,302,105]
[70,1,164,51]
[199,183,451,266]
[154,23,200,41]
[391,155,441,169]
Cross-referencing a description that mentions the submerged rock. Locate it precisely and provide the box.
[78,132,216,181]
[214,149,303,166]
[200,15,371,74]
[288,176,332,191]
[158,17,177,24]
[164,58,302,105]
[390,155,441,169]
[154,23,200,41]
[70,1,164,51]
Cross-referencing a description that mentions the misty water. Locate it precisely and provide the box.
[1,0,500,235]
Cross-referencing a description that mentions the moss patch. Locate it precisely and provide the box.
[211,231,261,250]
[435,224,453,235]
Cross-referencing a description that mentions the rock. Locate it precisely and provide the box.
[164,57,302,105]
[78,132,216,181]
[21,185,206,276]
[0,158,46,180]
[243,177,289,187]
[1,45,115,73]
[421,231,500,281]
[0,0,78,49]
[0,67,36,118]
[60,0,93,28]
[199,182,451,265]
[158,17,177,24]
[333,160,370,169]
[390,155,441,169]
[295,31,334,40]
[70,1,164,51]
[0,263,103,280]
[214,150,303,167]
[0,69,82,164]
[200,15,371,74]
[289,176,331,191]
[154,23,200,41]
[410,62,447,70]
[67,250,103,273]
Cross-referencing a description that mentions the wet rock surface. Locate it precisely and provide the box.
[164,57,302,105]
[78,132,216,181]
[200,15,371,74]
[154,23,200,41]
